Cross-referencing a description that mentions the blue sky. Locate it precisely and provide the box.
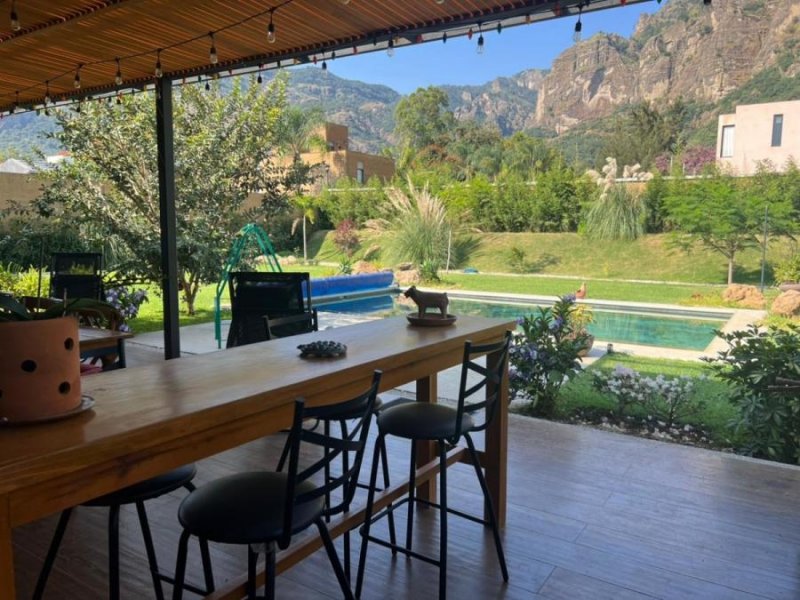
[327,3,661,93]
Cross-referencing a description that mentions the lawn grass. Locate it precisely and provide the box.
[554,353,745,449]
[310,229,795,286]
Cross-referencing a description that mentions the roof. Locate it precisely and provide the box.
[0,0,649,114]
[0,158,35,173]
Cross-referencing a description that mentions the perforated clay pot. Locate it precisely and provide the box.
[0,316,82,423]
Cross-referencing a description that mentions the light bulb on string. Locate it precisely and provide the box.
[10,0,20,31]
[497,23,503,34]
[115,58,123,86]
[467,28,473,40]
[44,81,51,106]
[257,64,263,84]
[573,9,582,42]
[209,32,218,64]
[155,50,163,78]
[321,60,327,72]
[12,91,18,114]
[525,14,532,24]
[267,11,276,43]
[442,32,447,43]
[477,33,484,54]
[205,78,210,91]
[703,0,711,5]
[436,0,445,4]
[74,65,82,90]
[386,38,395,57]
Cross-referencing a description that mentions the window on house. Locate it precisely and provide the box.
[772,114,783,147]
[720,125,735,158]
[356,161,365,184]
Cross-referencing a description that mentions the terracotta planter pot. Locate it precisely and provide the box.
[0,316,82,423]
[577,334,595,358]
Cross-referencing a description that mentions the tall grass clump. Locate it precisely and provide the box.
[367,178,452,280]
[584,185,645,240]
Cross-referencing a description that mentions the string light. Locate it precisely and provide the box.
[155,49,163,78]
[74,65,82,90]
[497,23,503,34]
[267,10,276,43]
[209,32,218,64]
[703,0,711,4]
[436,0,445,4]
[442,32,448,43]
[321,60,327,71]
[573,8,583,42]
[386,38,395,57]
[115,58,123,85]
[205,78,210,91]
[525,14,532,24]
[10,0,20,31]
[477,24,484,54]
[467,28,473,40]
[257,64,263,84]
[44,81,51,106]
[12,91,18,113]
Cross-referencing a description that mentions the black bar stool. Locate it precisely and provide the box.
[33,465,214,600]
[355,332,512,600]
[171,372,382,600]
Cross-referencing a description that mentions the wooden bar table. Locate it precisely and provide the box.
[0,315,514,599]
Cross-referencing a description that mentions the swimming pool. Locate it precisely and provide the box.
[317,294,728,351]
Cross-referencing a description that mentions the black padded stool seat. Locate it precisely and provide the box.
[86,464,197,506]
[377,403,475,440]
[34,464,213,600]
[178,472,324,544]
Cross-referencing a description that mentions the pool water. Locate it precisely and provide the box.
[317,295,726,351]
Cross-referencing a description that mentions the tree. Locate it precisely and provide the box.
[291,194,318,262]
[394,86,455,169]
[37,76,293,314]
[665,173,795,284]
[277,106,326,162]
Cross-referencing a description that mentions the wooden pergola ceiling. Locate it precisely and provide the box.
[0,0,650,114]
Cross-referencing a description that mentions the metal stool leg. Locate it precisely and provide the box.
[379,435,398,553]
[261,544,274,600]
[33,508,73,600]
[406,440,417,553]
[464,433,509,581]
[317,519,355,600]
[108,505,121,600]
[355,434,384,598]
[136,501,166,600]
[438,441,448,600]
[171,529,191,600]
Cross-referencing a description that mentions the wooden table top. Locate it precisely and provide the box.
[78,327,133,351]
[0,316,514,503]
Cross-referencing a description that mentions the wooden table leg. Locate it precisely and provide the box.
[0,496,16,599]
[415,374,437,503]
[484,348,508,527]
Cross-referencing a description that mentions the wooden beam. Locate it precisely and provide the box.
[155,77,180,359]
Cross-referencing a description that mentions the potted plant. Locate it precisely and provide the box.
[0,295,112,423]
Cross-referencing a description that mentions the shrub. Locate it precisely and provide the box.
[105,286,149,332]
[705,324,800,462]
[509,295,589,417]
[592,365,703,427]
[584,185,645,240]
[332,219,360,258]
[774,254,800,284]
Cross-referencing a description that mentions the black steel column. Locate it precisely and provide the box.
[155,77,180,359]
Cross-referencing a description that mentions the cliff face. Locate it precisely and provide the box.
[529,0,800,132]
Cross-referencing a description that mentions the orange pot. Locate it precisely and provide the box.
[0,316,82,423]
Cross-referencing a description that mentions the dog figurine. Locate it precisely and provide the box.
[404,286,449,318]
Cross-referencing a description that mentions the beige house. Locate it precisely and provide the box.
[299,122,395,187]
[717,100,799,175]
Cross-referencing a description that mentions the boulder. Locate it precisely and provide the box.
[722,284,765,309]
[395,269,420,286]
[771,290,800,317]
[351,260,379,274]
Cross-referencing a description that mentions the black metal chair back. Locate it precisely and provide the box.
[280,370,381,549]
[453,331,512,440]
[50,252,104,301]
[226,271,316,348]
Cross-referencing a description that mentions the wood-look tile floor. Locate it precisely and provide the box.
[12,345,800,598]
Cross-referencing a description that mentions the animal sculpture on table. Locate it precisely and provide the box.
[404,286,449,318]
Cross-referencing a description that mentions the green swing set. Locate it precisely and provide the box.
[214,223,282,348]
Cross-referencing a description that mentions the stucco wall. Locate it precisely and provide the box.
[717,100,800,175]
[0,173,45,211]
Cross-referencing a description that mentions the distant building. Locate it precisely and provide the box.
[295,123,394,187]
[0,158,34,174]
[717,100,799,175]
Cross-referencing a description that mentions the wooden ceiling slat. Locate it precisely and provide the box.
[0,0,649,113]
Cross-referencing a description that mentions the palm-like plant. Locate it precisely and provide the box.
[291,195,318,262]
[367,179,452,279]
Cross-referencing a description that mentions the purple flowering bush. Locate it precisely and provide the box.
[509,295,589,417]
[105,286,148,332]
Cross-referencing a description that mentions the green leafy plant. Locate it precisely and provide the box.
[0,295,115,322]
[774,254,800,284]
[705,323,800,462]
[509,294,589,417]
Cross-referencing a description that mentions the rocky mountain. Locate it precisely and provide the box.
[1,0,798,157]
